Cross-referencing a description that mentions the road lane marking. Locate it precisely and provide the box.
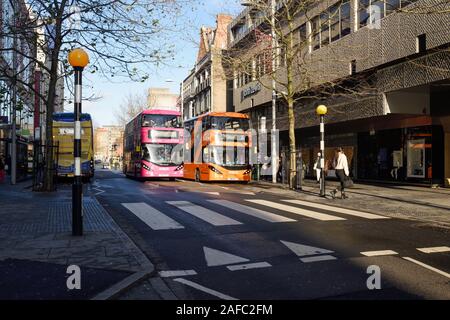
[281,240,334,257]
[417,246,450,254]
[173,278,238,300]
[203,247,249,267]
[158,270,197,278]
[360,250,398,257]
[246,200,345,221]
[227,262,272,271]
[167,201,242,226]
[300,255,337,263]
[282,199,389,220]
[204,192,220,196]
[208,200,296,223]
[121,203,184,230]
[403,257,450,279]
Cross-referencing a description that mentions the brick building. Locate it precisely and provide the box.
[182,14,234,120]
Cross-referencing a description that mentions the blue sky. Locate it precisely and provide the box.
[69,0,241,127]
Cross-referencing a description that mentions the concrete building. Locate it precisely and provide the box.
[228,0,450,186]
[181,14,233,120]
[147,88,179,111]
[94,126,124,163]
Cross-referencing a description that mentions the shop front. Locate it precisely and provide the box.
[357,125,443,185]
[283,115,445,186]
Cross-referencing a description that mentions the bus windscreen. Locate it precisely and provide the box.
[211,117,249,131]
[142,144,183,167]
[142,114,182,128]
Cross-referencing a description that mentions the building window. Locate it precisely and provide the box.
[359,0,371,28]
[311,1,352,51]
[320,12,330,47]
[311,16,321,51]
[298,23,307,45]
[350,60,356,75]
[340,1,351,37]
[416,34,426,53]
[386,0,401,14]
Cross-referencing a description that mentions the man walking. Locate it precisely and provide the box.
[330,147,350,199]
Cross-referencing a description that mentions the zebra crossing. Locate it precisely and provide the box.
[120,197,389,231]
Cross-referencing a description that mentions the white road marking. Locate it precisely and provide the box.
[300,255,337,263]
[281,240,334,257]
[246,200,345,221]
[403,257,450,279]
[360,250,398,257]
[282,199,389,220]
[121,203,184,230]
[227,262,272,271]
[209,200,296,223]
[239,191,256,195]
[219,186,230,190]
[148,183,159,187]
[204,192,220,196]
[203,247,249,267]
[158,270,197,278]
[173,278,238,300]
[417,246,450,254]
[167,201,242,226]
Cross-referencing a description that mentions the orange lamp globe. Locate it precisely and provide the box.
[316,105,328,116]
[68,48,89,68]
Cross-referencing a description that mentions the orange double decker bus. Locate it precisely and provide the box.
[183,112,252,182]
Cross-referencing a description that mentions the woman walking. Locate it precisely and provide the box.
[330,147,349,199]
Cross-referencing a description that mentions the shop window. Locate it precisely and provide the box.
[407,139,426,178]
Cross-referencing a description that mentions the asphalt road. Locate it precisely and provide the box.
[93,169,450,300]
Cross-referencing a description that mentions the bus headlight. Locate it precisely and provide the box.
[142,163,151,171]
[175,164,184,171]
[208,165,222,175]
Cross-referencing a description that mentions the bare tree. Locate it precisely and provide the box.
[114,92,147,127]
[225,0,373,188]
[0,0,195,191]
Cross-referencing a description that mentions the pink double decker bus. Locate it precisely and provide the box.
[123,109,183,180]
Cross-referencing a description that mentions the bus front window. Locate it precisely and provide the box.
[211,117,249,131]
[142,115,182,128]
[210,146,248,167]
[142,144,183,166]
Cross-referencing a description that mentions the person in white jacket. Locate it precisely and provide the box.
[313,152,321,183]
[330,147,349,199]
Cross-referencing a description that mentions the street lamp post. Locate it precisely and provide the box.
[68,48,89,236]
[316,105,327,197]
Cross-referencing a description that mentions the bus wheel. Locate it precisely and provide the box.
[195,169,201,182]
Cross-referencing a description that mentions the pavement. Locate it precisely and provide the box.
[92,169,450,300]
[0,177,154,300]
[253,178,450,228]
